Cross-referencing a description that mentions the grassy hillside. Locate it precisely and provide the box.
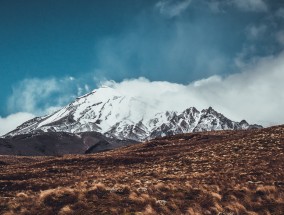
[1,126,284,214]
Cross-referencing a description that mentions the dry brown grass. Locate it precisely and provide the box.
[1,125,284,214]
[2,179,284,215]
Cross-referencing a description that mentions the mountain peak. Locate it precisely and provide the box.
[240,120,249,125]
[4,88,262,141]
[201,106,217,115]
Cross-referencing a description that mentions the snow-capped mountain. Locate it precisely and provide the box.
[5,86,262,141]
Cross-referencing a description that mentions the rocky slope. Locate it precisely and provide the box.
[5,87,261,141]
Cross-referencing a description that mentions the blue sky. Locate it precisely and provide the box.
[0,0,284,134]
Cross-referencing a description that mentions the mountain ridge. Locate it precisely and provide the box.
[4,86,262,141]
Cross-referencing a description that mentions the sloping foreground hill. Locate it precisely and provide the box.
[0,126,284,214]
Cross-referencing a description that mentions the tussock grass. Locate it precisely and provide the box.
[1,125,284,214]
[2,182,284,215]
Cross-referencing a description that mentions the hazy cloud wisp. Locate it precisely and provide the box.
[232,0,268,12]
[7,77,92,115]
[155,0,192,18]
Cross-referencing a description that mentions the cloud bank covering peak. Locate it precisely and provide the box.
[102,51,284,127]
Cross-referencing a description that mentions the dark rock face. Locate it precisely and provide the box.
[0,132,137,156]
[85,140,110,154]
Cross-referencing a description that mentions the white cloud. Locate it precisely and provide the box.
[0,112,35,136]
[2,76,94,135]
[103,51,284,127]
[7,77,89,115]
[156,0,192,18]
[7,78,60,114]
[232,0,268,12]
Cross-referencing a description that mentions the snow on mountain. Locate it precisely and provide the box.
[5,86,262,141]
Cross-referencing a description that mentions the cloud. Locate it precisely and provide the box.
[95,8,238,83]
[93,0,283,85]
[3,50,283,135]
[246,24,267,40]
[2,75,96,135]
[207,1,225,13]
[206,0,268,13]
[0,112,35,136]
[276,31,284,45]
[7,78,60,114]
[102,51,284,127]
[232,0,268,12]
[155,0,192,18]
[1,75,95,135]
[276,8,284,18]
[7,76,93,116]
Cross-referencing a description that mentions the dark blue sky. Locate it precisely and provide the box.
[0,0,283,117]
[0,0,151,109]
